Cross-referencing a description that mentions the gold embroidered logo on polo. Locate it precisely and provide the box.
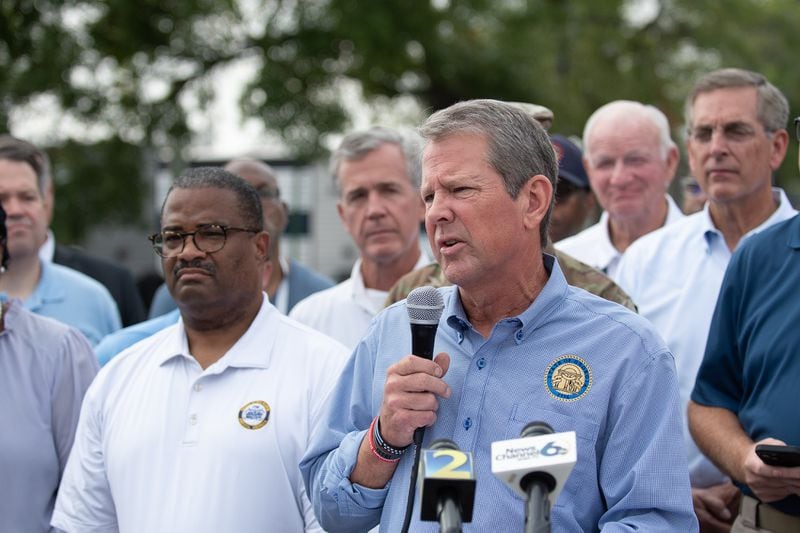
[545,355,592,402]
[238,400,270,430]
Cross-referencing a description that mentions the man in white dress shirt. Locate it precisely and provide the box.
[52,167,348,532]
[616,68,797,532]
[556,100,684,278]
[290,126,429,348]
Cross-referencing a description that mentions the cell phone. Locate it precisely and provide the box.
[755,444,800,467]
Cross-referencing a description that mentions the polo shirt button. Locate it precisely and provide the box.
[193,383,203,392]
[463,417,473,430]
[515,330,524,341]
[189,414,198,425]
[476,357,486,370]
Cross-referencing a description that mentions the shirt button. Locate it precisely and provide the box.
[193,383,203,392]
[457,332,464,343]
[189,414,198,425]
[476,357,486,370]
[515,330,524,341]
[463,417,473,430]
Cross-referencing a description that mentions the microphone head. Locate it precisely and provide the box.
[429,438,458,451]
[521,421,554,439]
[407,286,445,325]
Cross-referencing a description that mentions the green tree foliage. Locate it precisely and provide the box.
[1,0,799,240]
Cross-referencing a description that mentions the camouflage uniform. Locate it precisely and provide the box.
[385,245,637,312]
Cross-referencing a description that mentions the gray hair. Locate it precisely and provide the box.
[330,126,422,192]
[419,98,557,245]
[582,100,677,163]
[684,68,789,133]
[163,167,264,231]
[0,135,52,194]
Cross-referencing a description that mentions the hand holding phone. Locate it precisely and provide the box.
[755,444,800,467]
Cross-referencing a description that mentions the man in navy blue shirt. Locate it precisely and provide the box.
[689,119,800,532]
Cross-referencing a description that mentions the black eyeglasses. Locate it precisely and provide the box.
[148,224,260,258]
[794,117,800,143]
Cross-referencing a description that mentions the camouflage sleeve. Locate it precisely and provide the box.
[555,250,637,312]
[383,263,448,308]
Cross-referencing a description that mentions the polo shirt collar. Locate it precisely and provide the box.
[157,294,275,371]
[349,252,433,314]
[594,211,620,270]
[25,261,64,311]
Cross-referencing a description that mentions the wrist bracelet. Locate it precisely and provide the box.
[368,417,407,462]
[367,416,402,463]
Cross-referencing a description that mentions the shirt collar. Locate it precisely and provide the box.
[444,253,566,342]
[349,250,432,301]
[157,294,275,372]
[38,230,56,263]
[700,187,797,250]
[25,261,64,311]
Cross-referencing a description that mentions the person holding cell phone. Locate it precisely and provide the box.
[688,115,800,532]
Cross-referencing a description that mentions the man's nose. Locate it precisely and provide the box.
[365,192,388,218]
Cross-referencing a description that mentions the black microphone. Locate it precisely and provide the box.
[491,421,577,533]
[406,286,445,445]
[419,439,476,533]
[400,286,446,533]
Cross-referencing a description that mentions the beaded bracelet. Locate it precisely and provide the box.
[368,417,408,463]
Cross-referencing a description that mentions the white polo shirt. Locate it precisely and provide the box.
[555,194,684,279]
[290,253,431,349]
[52,295,349,533]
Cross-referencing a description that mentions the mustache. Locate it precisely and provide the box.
[173,258,216,277]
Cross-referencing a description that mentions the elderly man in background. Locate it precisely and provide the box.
[556,100,684,278]
[616,68,797,532]
[290,126,430,349]
[0,202,98,533]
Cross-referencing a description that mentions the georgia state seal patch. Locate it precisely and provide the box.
[238,400,270,430]
[545,355,592,402]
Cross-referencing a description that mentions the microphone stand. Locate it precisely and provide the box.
[524,479,551,533]
[438,490,463,533]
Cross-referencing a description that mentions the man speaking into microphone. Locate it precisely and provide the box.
[301,100,697,532]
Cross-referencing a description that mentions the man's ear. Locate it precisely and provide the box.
[521,174,554,231]
[255,231,270,262]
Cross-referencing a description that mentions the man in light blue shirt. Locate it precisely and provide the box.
[615,68,796,531]
[0,136,121,345]
[300,99,696,532]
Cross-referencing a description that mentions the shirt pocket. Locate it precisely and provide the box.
[506,403,601,500]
